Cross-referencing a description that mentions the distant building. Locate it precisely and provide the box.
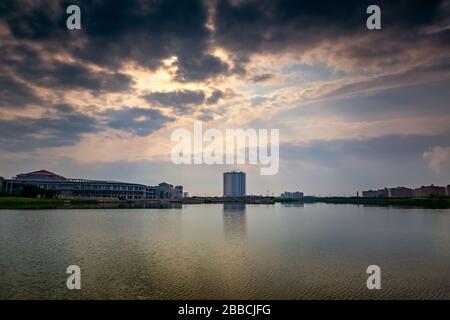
[157,182,173,199]
[3,170,182,200]
[362,190,377,197]
[362,188,388,198]
[223,171,246,197]
[0,176,4,193]
[388,187,414,198]
[172,185,184,199]
[280,191,304,199]
[415,185,446,198]
[447,185,450,196]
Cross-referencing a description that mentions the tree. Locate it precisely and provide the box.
[21,185,56,199]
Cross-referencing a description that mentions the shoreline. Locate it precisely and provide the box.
[1,196,450,209]
[300,196,450,209]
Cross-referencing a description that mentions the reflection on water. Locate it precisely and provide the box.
[223,203,246,212]
[223,203,247,239]
[281,202,304,207]
[59,202,183,209]
[1,203,450,299]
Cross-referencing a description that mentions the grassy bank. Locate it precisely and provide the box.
[2,196,449,209]
[0,197,64,209]
[0,197,98,209]
[292,197,450,208]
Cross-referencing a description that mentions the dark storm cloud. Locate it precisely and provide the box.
[197,113,214,122]
[0,0,66,40]
[205,89,224,104]
[143,90,206,114]
[0,104,173,151]
[1,45,133,93]
[215,0,445,51]
[25,60,133,93]
[73,0,228,81]
[0,0,228,82]
[143,88,225,111]
[174,53,229,82]
[101,107,174,136]
[0,105,99,151]
[54,103,77,113]
[214,0,448,71]
[0,74,43,108]
[251,73,274,83]
[2,0,446,85]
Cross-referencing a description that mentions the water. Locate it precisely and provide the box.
[1,203,450,299]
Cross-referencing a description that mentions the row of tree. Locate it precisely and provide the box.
[20,185,56,199]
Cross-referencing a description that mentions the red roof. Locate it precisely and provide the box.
[27,170,57,175]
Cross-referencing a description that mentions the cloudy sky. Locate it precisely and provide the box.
[0,0,449,196]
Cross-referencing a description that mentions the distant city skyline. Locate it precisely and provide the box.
[1,1,450,196]
[2,168,449,199]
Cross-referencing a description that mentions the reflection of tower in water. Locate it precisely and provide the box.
[223,203,247,239]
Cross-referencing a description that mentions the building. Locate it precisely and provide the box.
[280,191,304,199]
[414,185,447,198]
[172,185,184,199]
[223,171,246,197]
[3,170,182,200]
[362,188,388,198]
[388,187,415,198]
[447,185,450,196]
[0,176,4,193]
[157,182,173,199]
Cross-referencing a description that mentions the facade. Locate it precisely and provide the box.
[157,182,173,199]
[362,188,388,198]
[3,170,182,200]
[280,191,304,199]
[172,185,184,199]
[387,187,415,198]
[223,171,246,197]
[414,185,447,198]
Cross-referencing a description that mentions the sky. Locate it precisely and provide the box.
[0,0,449,196]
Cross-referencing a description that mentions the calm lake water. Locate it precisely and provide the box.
[1,203,450,299]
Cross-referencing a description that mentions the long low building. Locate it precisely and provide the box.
[388,187,415,198]
[415,185,447,198]
[280,191,304,199]
[362,184,449,198]
[362,188,389,198]
[2,170,183,200]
